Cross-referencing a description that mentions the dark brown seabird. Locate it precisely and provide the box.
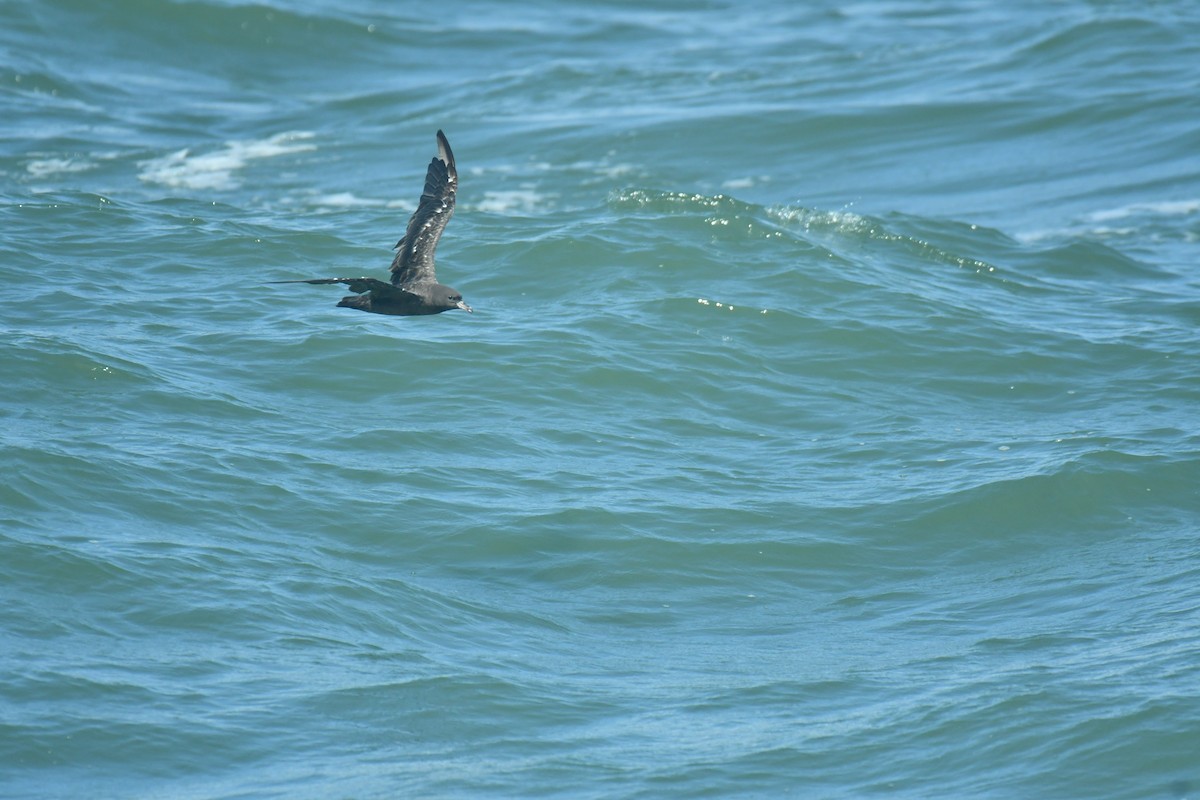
[274,129,472,315]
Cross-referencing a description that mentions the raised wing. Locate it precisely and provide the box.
[390,129,457,288]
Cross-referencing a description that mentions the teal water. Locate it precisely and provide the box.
[3,1,1199,798]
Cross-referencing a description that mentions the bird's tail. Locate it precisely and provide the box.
[336,294,372,311]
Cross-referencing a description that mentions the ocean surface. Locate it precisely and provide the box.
[2,1,1199,797]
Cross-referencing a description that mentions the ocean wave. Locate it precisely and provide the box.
[138,131,316,191]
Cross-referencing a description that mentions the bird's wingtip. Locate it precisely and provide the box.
[435,129,455,170]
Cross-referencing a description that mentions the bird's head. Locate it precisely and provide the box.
[434,284,472,313]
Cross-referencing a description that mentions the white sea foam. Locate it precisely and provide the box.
[1086,199,1200,222]
[312,192,387,208]
[1018,199,1200,243]
[475,189,546,214]
[721,175,770,190]
[26,157,96,177]
[138,131,316,191]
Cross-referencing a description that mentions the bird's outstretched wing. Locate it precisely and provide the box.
[272,277,411,298]
[390,129,456,288]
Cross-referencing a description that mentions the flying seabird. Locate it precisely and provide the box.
[274,129,472,316]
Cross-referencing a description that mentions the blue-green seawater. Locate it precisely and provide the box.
[2,1,1199,798]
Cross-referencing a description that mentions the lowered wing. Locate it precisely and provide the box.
[272,277,412,298]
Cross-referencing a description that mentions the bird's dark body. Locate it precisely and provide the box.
[336,290,446,316]
[273,129,472,316]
